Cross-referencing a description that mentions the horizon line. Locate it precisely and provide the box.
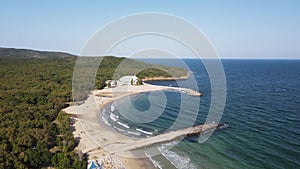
[1,46,299,60]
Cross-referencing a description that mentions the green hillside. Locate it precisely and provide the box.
[0,48,76,58]
[0,48,188,168]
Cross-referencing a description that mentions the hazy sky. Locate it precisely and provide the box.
[0,0,299,59]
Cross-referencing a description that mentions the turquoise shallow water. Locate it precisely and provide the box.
[101,59,300,169]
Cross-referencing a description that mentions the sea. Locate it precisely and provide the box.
[100,59,300,169]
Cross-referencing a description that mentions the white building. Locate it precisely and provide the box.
[119,75,138,85]
[105,80,117,88]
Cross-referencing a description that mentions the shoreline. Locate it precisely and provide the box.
[63,81,201,168]
[142,72,190,82]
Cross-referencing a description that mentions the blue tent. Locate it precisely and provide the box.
[87,160,102,169]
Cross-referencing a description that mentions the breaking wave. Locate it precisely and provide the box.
[145,152,163,169]
[158,144,197,169]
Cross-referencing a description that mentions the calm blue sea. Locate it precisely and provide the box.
[101,59,300,169]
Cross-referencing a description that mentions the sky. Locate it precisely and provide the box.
[0,0,299,59]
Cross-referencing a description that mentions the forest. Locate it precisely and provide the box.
[0,48,187,168]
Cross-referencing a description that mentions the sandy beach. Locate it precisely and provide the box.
[63,83,202,168]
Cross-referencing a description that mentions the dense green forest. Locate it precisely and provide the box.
[0,48,188,168]
[0,57,85,169]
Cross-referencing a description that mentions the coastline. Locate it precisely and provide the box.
[63,81,201,168]
[142,72,190,82]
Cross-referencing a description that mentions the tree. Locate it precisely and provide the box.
[136,78,143,85]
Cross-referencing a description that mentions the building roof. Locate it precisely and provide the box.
[119,75,137,81]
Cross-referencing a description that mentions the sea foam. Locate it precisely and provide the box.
[109,113,118,121]
[136,128,153,135]
[117,121,130,129]
[101,116,111,126]
[158,145,197,169]
[145,152,163,169]
[111,104,115,112]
